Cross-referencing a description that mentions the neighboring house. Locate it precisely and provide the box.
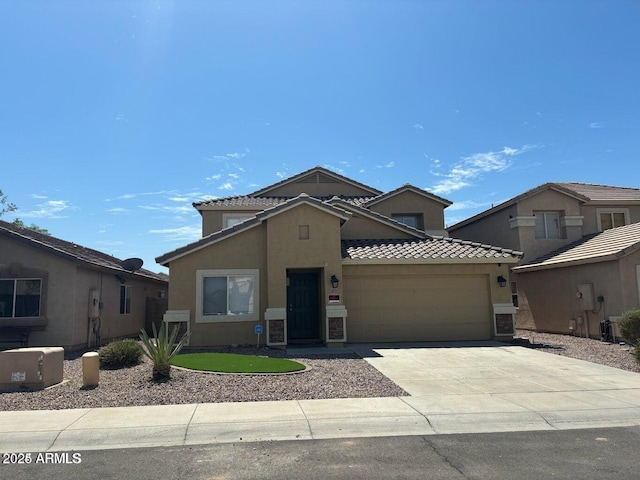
[156,166,522,347]
[0,220,168,350]
[448,182,640,336]
[511,222,640,337]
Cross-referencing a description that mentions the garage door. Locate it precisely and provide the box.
[344,274,492,342]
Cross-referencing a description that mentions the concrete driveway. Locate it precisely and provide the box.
[348,341,640,434]
[1,342,640,452]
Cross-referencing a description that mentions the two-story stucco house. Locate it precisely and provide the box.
[448,183,640,337]
[0,220,168,350]
[156,167,522,347]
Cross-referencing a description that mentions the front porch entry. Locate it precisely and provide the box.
[286,270,321,343]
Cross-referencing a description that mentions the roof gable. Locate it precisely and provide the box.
[448,182,639,231]
[157,194,352,265]
[250,166,382,197]
[364,184,452,208]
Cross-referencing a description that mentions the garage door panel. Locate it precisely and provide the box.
[344,274,491,342]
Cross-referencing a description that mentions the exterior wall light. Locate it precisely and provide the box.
[497,275,507,288]
[330,274,340,288]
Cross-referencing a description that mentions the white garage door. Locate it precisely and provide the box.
[344,274,492,342]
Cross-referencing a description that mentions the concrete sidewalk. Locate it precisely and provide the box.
[1,343,640,453]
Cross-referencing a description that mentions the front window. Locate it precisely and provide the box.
[598,209,629,231]
[534,212,560,239]
[223,213,255,229]
[0,278,42,318]
[120,285,131,314]
[196,269,259,322]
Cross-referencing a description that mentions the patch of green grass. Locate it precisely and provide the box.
[171,353,306,374]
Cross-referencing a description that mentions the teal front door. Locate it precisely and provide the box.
[287,272,320,341]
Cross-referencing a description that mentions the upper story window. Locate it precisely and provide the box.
[0,278,42,318]
[392,214,423,230]
[534,212,561,239]
[597,208,629,231]
[223,213,254,229]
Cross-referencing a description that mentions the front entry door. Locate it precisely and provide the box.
[287,272,320,341]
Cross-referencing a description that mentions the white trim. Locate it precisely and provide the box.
[596,207,630,231]
[509,216,537,229]
[195,269,260,323]
[163,310,191,347]
[560,215,584,228]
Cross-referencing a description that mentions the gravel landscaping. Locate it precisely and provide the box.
[0,331,638,412]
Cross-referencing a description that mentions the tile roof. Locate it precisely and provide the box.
[363,184,453,207]
[342,238,522,263]
[194,195,373,209]
[513,222,640,272]
[0,220,167,282]
[554,183,640,202]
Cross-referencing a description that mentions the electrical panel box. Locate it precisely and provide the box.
[577,283,595,311]
[89,289,100,318]
[0,347,64,391]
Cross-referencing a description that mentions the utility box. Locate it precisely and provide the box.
[0,347,64,391]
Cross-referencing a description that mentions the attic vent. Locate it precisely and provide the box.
[300,172,335,184]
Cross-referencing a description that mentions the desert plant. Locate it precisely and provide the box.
[98,339,142,369]
[618,309,640,344]
[139,322,190,381]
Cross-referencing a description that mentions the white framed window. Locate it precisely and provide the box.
[222,213,255,229]
[534,212,561,239]
[511,281,519,308]
[196,269,259,323]
[0,278,42,318]
[597,208,629,231]
[120,285,132,314]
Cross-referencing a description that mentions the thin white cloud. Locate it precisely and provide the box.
[148,225,202,243]
[429,145,536,195]
[276,171,287,179]
[30,194,48,199]
[376,161,395,169]
[207,174,222,181]
[107,207,131,215]
[139,205,194,214]
[228,173,240,179]
[218,182,233,191]
[413,124,424,130]
[588,122,604,129]
[20,200,72,218]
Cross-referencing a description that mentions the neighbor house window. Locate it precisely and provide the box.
[534,212,560,239]
[511,281,519,308]
[196,269,259,323]
[597,208,629,231]
[120,285,131,314]
[392,214,423,229]
[0,278,42,318]
[223,213,254,228]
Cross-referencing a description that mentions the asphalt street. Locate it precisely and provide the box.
[3,426,639,480]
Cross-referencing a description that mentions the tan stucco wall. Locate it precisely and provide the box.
[167,225,269,347]
[448,204,520,252]
[339,211,416,240]
[368,191,446,231]
[513,252,640,337]
[343,263,512,342]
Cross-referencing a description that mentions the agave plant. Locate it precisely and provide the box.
[139,322,190,381]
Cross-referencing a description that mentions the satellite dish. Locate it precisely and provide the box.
[121,257,144,273]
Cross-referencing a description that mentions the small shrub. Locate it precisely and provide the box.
[99,339,142,369]
[139,323,190,381]
[618,309,640,344]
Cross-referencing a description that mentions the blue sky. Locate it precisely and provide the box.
[1,1,638,273]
